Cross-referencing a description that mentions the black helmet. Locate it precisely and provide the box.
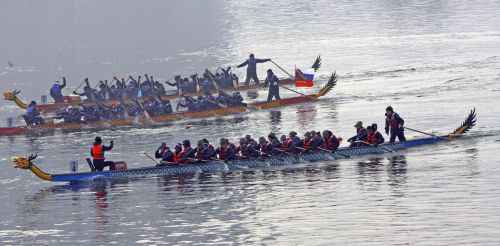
[386,106,394,112]
[372,123,378,130]
[95,136,102,144]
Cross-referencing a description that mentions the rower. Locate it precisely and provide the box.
[259,137,276,156]
[24,101,44,125]
[91,136,115,171]
[213,138,235,161]
[172,143,183,164]
[268,132,281,149]
[165,75,182,89]
[195,140,212,161]
[385,106,406,143]
[348,121,368,147]
[280,135,295,152]
[236,138,260,158]
[366,125,385,146]
[179,140,195,164]
[154,81,166,96]
[203,139,215,152]
[303,132,320,151]
[322,130,340,151]
[155,142,174,166]
[49,77,67,103]
[289,131,303,150]
[264,69,281,101]
[245,135,259,149]
[311,131,324,147]
[237,54,271,85]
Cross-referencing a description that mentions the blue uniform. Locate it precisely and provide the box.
[237,57,270,85]
[264,74,281,101]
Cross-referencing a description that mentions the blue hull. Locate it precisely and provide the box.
[50,137,444,182]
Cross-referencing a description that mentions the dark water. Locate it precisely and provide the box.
[1,0,500,245]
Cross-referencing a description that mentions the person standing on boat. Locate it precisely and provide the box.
[264,69,281,101]
[50,77,67,103]
[91,136,115,171]
[348,121,368,147]
[385,106,406,143]
[366,125,385,146]
[155,142,174,166]
[237,54,271,85]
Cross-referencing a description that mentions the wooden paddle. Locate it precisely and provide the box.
[143,152,160,165]
[134,99,152,122]
[274,148,299,158]
[318,147,351,159]
[207,99,228,109]
[404,127,445,139]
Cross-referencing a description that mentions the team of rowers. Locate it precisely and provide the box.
[89,106,406,171]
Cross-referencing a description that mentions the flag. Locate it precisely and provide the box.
[295,68,314,87]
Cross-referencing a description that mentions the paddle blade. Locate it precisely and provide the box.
[451,108,477,135]
[311,55,321,72]
[315,72,337,98]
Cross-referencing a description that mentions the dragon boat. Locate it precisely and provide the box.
[0,73,337,137]
[3,78,293,112]
[12,109,476,182]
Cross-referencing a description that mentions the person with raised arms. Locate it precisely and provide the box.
[237,53,271,85]
[91,136,115,171]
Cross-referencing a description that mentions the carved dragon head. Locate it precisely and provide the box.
[13,154,37,169]
[3,90,21,101]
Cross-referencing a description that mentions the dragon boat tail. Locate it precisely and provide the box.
[12,109,476,182]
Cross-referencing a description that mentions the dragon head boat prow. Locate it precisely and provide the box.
[448,108,477,139]
[3,90,29,109]
[12,154,52,181]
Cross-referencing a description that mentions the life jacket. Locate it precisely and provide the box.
[91,145,104,160]
[173,150,182,163]
[282,139,292,150]
[386,113,398,127]
[50,84,61,95]
[303,138,315,150]
[366,131,380,144]
[218,146,229,160]
[196,147,206,159]
[325,135,337,151]
[240,144,250,156]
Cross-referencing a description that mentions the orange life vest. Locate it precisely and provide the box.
[325,135,337,150]
[303,138,314,150]
[366,131,380,144]
[91,145,104,160]
[386,114,398,127]
[173,150,182,163]
[282,139,292,150]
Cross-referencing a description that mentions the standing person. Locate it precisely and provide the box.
[348,121,368,147]
[155,142,174,165]
[237,54,271,85]
[91,136,115,171]
[50,77,67,103]
[385,106,406,143]
[264,69,281,101]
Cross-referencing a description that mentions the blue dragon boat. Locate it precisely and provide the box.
[12,109,476,182]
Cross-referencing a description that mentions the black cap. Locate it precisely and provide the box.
[202,138,209,144]
[182,140,190,147]
[175,143,182,150]
[372,123,378,130]
[289,131,297,137]
[386,106,393,112]
[267,69,273,73]
[95,136,102,143]
[367,126,374,130]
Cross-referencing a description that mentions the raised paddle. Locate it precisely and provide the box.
[318,147,351,159]
[134,99,152,122]
[143,152,160,165]
[74,79,87,92]
[404,127,445,139]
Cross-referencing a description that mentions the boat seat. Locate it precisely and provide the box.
[86,158,96,172]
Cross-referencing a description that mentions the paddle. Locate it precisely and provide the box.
[74,79,87,92]
[207,99,228,109]
[269,60,316,99]
[354,141,394,153]
[134,99,152,122]
[206,70,220,90]
[273,148,299,158]
[404,126,445,139]
[256,150,285,161]
[318,147,351,159]
[143,152,160,165]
